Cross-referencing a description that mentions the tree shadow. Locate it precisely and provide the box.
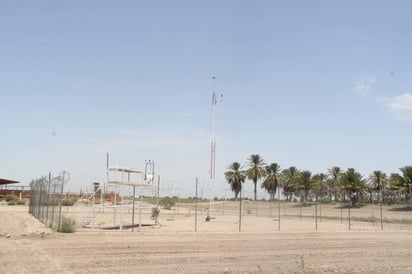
[388,206,412,212]
[292,203,313,208]
[335,204,365,209]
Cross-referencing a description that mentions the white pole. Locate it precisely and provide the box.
[92,188,95,228]
[278,186,281,231]
[139,195,142,231]
[238,190,242,232]
[132,186,136,232]
[209,75,217,218]
[120,206,123,230]
[195,177,198,232]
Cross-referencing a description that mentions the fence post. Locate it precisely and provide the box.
[380,189,383,230]
[315,197,318,231]
[238,191,242,232]
[195,177,198,232]
[278,187,281,231]
[37,183,42,219]
[46,173,51,226]
[348,201,351,231]
[58,172,65,231]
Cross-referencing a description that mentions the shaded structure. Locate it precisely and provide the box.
[0,178,19,186]
[0,178,28,199]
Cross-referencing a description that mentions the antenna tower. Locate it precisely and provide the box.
[209,75,217,217]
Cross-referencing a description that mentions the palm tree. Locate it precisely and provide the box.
[388,172,405,203]
[224,162,246,199]
[281,166,300,201]
[390,166,412,203]
[327,166,341,201]
[246,154,266,201]
[369,170,387,203]
[261,163,281,201]
[340,168,367,206]
[297,170,314,205]
[313,173,328,201]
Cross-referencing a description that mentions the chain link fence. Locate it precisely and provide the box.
[29,171,70,229]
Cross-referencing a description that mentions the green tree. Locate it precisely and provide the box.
[246,154,266,201]
[389,166,412,203]
[369,170,387,203]
[261,163,281,201]
[297,170,314,205]
[160,196,176,209]
[224,162,246,199]
[327,166,341,201]
[340,168,367,206]
[281,166,300,201]
[313,173,328,201]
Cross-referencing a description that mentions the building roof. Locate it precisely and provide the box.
[108,167,143,174]
[0,178,20,186]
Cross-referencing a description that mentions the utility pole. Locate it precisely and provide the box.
[209,75,217,219]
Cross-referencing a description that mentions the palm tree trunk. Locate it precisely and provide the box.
[254,181,257,201]
[304,191,308,206]
[377,188,381,205]
[369,189,373,203]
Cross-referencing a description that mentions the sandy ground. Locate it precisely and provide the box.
[1,202,412,273]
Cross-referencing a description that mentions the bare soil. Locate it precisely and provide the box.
[1,203,412,273]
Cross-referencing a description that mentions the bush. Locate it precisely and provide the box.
[7,200,16,206]
[320,197,332,204]
[61,199,76,206]
[16,200,25,205]
[159,196,176,210]
[42,199,59,206]
[5,195,17,202]
[57,217,76,233]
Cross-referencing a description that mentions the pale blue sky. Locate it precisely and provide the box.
[1,1,412,198]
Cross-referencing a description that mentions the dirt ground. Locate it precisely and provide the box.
[1,203,412,273]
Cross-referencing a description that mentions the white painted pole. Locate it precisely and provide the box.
[139,195,142,231]
[195,177,198,232]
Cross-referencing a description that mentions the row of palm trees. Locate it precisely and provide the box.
[224,154,412,205]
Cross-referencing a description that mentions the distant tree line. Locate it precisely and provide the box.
[225,154,412,206]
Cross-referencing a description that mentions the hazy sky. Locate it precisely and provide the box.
[1,1,412,198]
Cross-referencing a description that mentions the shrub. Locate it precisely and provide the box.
[160,196,176,210]
[5,195,17,202]
[61,199,76,206]
[16,200,25,205]
[7,200,16,206]
[42,199,59,206]
[58,217,76,233]
[320,197,332,204]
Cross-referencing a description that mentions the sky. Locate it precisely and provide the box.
[1,1,412,199]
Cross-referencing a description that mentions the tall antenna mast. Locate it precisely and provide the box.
[209,75,217,218]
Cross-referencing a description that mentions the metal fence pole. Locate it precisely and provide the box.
[195,177,198,232]
[348,201,351,231]
[46,173,51,226]
[238,191,242,232]
[278,187,281,231]
[380,189,383,230]
[58,172,65,230]
[315,197,318,231]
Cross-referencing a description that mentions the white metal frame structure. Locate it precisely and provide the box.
[105,166,155,231]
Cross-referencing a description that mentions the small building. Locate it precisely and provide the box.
[0,178,29,199]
